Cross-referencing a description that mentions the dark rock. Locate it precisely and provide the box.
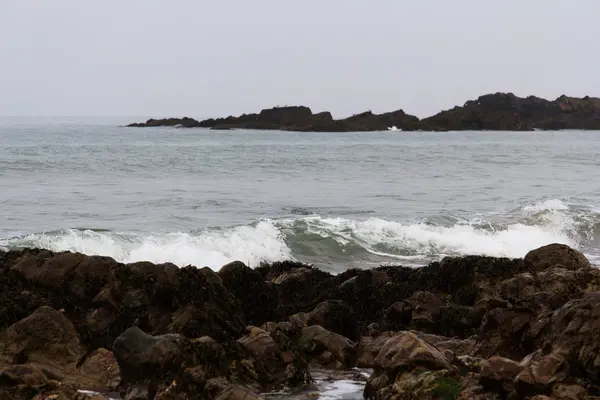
[113,324,310,399]
[218,261,278,325]
[417,92,600,131]
[0,306,120,400]
[524,243,591,272]
[307,300,358,341]
[0,249,246,349]
[479,356,523,395]
[128,105,420,132]
[127,93,600,132]
[299,325,357,368]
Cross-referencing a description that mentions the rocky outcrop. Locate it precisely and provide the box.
[126,93,600,131]
[418,93,600,131]
[1,243,600,398]
[127,105,420,132]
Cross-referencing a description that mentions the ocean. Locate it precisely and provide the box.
[1,117,599,273]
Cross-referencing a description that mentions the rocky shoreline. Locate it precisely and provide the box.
[1,243,599,399]
[127,93,600,132]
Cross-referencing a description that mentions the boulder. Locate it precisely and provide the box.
[307,300,358,341]
[357,333,396,368]
[372,332,454,372]
[479,356,524,394]
[524,243,591,272]
[299,325,357,368]
[0,306,85,372]
[218,261,278,325]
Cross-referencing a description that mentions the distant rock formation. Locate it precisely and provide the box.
[418,93,600,131]
[127,93,600,131]
[127,105,419,132]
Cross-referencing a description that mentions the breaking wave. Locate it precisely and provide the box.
[1,199,598,271]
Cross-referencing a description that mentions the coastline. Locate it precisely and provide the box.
[1,243,599,399]
[126,92,600,132]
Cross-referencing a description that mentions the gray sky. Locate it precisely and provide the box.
[1,0,599,118]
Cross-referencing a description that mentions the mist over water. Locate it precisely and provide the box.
[1,117,600,272]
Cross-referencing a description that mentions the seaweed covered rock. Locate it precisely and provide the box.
[0,306,120,400]
[218,261,278,325]
[113,324,310,399]
[307,300,358,341]
[0,249,246,349]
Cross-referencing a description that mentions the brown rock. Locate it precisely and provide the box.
[300,325,356,368]
[0,306,85,372]
[373,331,453,372]
[357,333,396,368]
[480,356,524,394]
[77,348,120,390]
[214,385,264,400]
[524,243,591,272]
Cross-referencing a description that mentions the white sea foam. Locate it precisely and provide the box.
[0,220,292,270]
[282,199,582,261]
[1,199,595,269]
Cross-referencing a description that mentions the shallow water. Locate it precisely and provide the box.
[1,117,600,272]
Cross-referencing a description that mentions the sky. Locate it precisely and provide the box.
[1,0,599,118]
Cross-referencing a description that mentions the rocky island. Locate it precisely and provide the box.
[1,243,600,399]
[127,93,600,132]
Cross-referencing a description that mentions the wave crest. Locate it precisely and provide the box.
[1,199,597,270]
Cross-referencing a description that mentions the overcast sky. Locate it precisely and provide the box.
[1,0,599,118]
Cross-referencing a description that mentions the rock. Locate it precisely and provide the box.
[77,348,120,390]
[524,243,591,272]
[550,384,589,400]
[127,93,600,132]
[114,325,310,399]
[0,249,246,350]
[307,300,358,341]
[417,93,600,131]
[474,307,537,360]
[299,325,357,368]
[128,105,419,132]
[112,327,193,392]
[519,292,600,388]
[0,307,119,400]
[0,306,85,372]
[436,338,476,357]
[357,333,396,368]
[214,385,264,400]
[365,369,459,400]
[372,332,454,373]
[514,350,567,396]
[383,291,444,332]
[218,261,278,325]
[479,356,524,394]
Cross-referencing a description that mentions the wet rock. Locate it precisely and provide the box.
[219,261,278,325]
[299,325,357,368]
[214,385,264,400]
[479,356,523,394]
[372,331,454,372]
[0,306,85,373]
[357,332,396,368]
[474,307,537,360]
[524,243,591,272]
[383,291,443,332]
[436,338,476,357]
[78,348,121,390]
[307,300,358,341]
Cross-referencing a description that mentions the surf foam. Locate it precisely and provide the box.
[0,220,292,270]
[279,199,584,262]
